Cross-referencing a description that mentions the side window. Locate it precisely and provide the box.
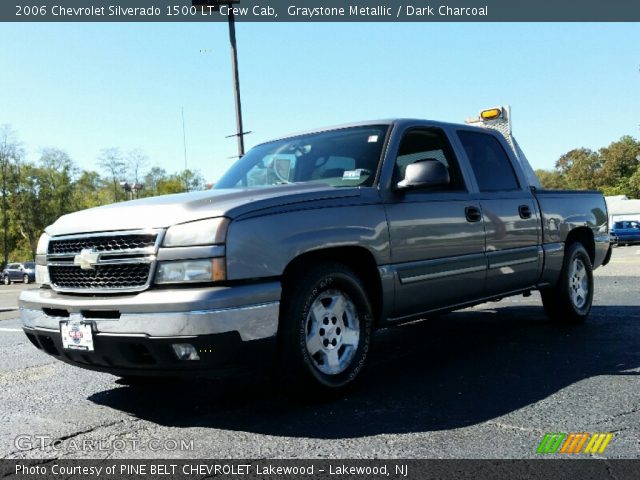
[457,130,520,192]
[395,128,465,190]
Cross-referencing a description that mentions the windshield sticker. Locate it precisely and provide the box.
[368,135,379,143]
[343,169,362,180]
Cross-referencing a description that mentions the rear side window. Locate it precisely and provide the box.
[457,130,520,192]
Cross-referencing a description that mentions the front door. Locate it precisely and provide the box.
[384,127,487,319]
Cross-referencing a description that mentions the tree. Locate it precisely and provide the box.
[127,149,149,185]
[141,167,206,197]
[73,170,107,209]
[598,136,640,197]
[97,147,126,203]
[156,169,206,195]
[11,164,49,260]
[628,168,640,199]
[535,169,567,189]
[0,125,23,266]
[142,166,168,197]
[554,148,602,190]
[179,169,205,192]
[39,148,77,218]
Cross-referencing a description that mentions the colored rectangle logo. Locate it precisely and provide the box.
[537,433,613,454]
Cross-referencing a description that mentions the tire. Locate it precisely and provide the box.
[3,276,9,285]
[23,274,30,284]
[540,242,594,324]
[278,262,374,395]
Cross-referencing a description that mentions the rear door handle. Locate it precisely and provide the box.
[518,204,532,219]
[465,206,482,223]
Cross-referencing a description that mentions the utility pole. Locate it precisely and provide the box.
[193,0,249,158]
[227,8,245,157]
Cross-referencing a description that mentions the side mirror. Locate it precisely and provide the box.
[396,159,450,190]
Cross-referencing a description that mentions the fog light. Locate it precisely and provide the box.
[172,343,200,361]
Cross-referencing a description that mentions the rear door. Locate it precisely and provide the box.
[455,129,541,296]
[383,126,487,319]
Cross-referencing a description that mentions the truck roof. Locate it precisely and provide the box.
[256,118,485,145]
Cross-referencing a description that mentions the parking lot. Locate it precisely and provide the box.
[0,247,638,459]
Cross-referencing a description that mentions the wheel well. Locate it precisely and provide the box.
[281,247,383,323]
[565,227,595,264]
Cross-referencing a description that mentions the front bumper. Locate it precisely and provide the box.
[19,282,281,377]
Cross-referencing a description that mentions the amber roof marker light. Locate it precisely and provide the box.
[480,107,504,121]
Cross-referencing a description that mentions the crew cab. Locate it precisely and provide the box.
[19,107,611,392]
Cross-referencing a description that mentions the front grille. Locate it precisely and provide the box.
[49,234,157,255]
[46,230,160,292]
[49,264,151,290]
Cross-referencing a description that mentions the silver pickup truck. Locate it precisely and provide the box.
[20,108,611,392]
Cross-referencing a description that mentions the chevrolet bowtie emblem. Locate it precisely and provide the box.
[74,248,100,270]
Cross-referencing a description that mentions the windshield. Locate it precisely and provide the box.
[215,125,389,189]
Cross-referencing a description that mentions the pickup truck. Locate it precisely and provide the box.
[20,107,611,392]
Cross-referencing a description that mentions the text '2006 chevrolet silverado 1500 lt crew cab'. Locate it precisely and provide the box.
[20,107,611,392]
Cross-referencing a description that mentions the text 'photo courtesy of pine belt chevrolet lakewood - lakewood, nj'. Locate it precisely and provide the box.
[19,107,611,393]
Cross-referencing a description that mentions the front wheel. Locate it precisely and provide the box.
[3,276,10,285]
[278,263,374,394]
[541,242,594,324]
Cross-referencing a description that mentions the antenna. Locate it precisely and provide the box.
[181,107,188,171]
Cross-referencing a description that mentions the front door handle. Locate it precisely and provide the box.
[465,206,482,223]
[518,204,532,219]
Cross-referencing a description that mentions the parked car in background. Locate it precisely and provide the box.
[610,220,640,246]
[2,262,36,285]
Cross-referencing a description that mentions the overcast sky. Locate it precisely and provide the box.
[2,22,638,182]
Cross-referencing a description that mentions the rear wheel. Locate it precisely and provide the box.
[23,274,30,284]
[541,242,594,324]
[278,262,374,395]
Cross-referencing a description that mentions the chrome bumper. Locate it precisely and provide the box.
[19,283,280,341]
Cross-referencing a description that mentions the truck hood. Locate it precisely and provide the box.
[47,183,360,236]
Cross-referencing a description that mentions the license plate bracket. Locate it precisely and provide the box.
[60,321,94,351]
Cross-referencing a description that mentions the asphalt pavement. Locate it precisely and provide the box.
[0,247,638,459]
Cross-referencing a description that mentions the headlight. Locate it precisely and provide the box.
[35,233,50,285]
[163,218,229,247]
[155,258,226,284]
[36,232,49,258]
